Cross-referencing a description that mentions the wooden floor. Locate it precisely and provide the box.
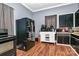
[16,42,78,56]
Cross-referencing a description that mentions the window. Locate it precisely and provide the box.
[59,14,73,27]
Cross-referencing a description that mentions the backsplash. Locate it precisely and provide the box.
[72,27,79,32]
[0,29,8,33]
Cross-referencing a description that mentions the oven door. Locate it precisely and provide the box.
[0,40,14,55]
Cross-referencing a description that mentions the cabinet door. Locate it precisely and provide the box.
[57,36,63,43]
[57,36,69,44]
[71,36,76,45]
[71,35,79,45]
[63,36,69,44]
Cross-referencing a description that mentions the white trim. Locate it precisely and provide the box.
[57,43,70,46]
[21,3,33,12]
[69,45,79,56]
[33,3,72,12]
[21,3,72,12]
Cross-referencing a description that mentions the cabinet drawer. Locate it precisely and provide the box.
[71,36,79,45]
[57,36,69,44]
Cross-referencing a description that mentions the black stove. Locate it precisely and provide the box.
[0,29,16,56]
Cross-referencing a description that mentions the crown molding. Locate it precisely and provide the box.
[21,3,33,11]
[21,3,72,12]
[32,3,72,12]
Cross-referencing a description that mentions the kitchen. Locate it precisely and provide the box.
[0,3,79,56]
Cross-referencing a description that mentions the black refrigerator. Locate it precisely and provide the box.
[16,18,35,51]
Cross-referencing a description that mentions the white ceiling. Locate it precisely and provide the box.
[21,3,72,12]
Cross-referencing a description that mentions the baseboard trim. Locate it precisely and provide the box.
[57,43,70,46]
[69,45,79,56]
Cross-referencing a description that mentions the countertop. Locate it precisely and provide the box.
[0,35,16,43]
[56,32,71,34]
[56,32,79,36]
[72,32,79,36]
[40,31,79,37]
